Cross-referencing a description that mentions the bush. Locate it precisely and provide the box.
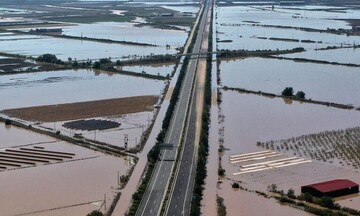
[279,195,296,204]
[36,53,63,64]
[218,168,225,176]
[93,61,101,69]
[99,58,111,64]
[87,210,103,216]
[298,192,313,202]
[232,182,240,189]
[268,184,278,192]
[296,91,306,99]
[287,188,296,199]
[5,119,11,125]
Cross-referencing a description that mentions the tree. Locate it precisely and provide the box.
[36,53,59,63]
[72,60,79,67]
[287,188,296,198]
[299,192,313,202]
[87,210,103,216]
[99,58,111,64]
[268,184,278,192]
[281,87,294,97]
[218,168,225,176]
[296,91,306,99]
[232,182,240,189]
[5,119,11,125]
[93,61,101,69]
[319,196,335,209]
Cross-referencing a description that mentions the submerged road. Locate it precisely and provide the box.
[136,1,212,216]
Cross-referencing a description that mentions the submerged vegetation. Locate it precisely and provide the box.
[223,86,355,110]
[258,126,360,169]
[217,47,305,59]
[270,188,360,216]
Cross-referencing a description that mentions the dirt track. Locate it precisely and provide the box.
[2,95,158,122]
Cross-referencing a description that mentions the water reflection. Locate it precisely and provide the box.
[0,69,164,110]
[220,58,360,106]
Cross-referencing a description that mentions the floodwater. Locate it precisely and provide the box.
[281,48,360,65]
[216,5,360,51]
[0,34,177,61]
[220,91,360,158]
[0,123,130,216]
[220,58,360,106]
[217,90,360,213]
[213,4,360,215]
[217,5,351,30]
[0,123,54,149]
[161,5,200,13]
[0,69,165,110]
[0,7,30,14]
[61,22,189,47]
[218,182,310,216]
[216,24,360,51]
[120,63,176,77]
[219,90,360,186]
[41,111,156,148]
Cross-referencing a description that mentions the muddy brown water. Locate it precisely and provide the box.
[0,123,129,216]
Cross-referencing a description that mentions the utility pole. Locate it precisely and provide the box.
[124,134,128,149]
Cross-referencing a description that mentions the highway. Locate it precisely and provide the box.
[165,1,212,215]
[135,1,212,216]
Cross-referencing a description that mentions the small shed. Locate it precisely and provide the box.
[301,179,359,198]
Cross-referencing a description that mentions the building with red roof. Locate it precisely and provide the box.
[301,179,359,198]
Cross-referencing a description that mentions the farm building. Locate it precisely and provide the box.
[301,179,359,198]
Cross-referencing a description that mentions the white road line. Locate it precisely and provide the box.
[140,150,168,216]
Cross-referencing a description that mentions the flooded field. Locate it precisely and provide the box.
[0,33,177,61]
[215,5,360,51]
[0,69,164,110]
[161,5,200,13]
[0,123,129,216]
[218,182,310,216]
[39,111,155,148]
[220,91,360,160]
[220,58,360,106]
[217,90,360,212]
[217,5,352,30]
[281,47,360,65]
[120,63,176,77]
[203,2,360,215]
[61,22,188,47]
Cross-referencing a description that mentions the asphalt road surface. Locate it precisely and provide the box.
[136,1,212,215]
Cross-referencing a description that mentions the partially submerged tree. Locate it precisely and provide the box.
[281,87,294,97]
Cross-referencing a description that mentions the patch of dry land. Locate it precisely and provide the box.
[2,95,158,122]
